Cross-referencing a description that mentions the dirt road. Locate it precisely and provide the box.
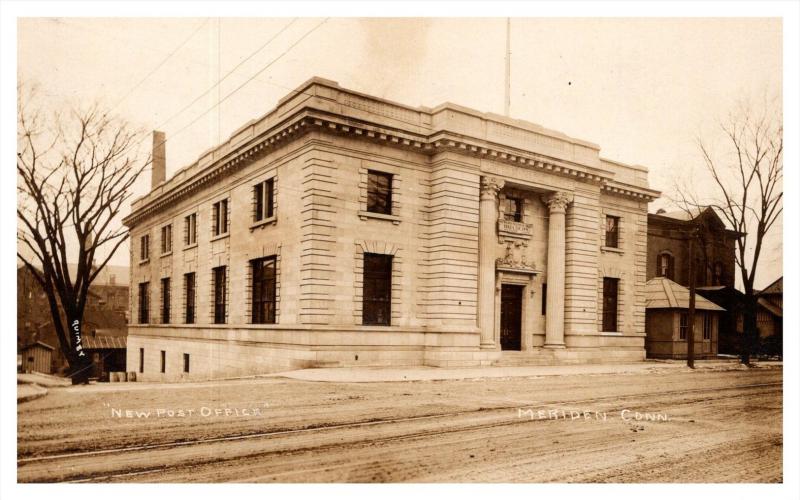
[17,364,782,483]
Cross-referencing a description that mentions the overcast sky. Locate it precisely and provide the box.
[17,17,783,288]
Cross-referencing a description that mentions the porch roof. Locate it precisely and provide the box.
[645,277,726,312]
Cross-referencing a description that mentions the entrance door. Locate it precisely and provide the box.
[500,284,523,350]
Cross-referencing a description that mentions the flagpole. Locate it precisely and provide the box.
[504,17,511,116]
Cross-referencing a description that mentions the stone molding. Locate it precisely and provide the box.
[480,176,504,200]
[124,110,659,228]
[543,191,574,213]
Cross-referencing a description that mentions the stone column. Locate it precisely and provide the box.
[543,191,572,348]
[479,176,503,349]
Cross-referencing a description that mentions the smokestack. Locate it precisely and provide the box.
[151,130,166,189]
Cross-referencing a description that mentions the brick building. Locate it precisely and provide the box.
[123,77,659,381]
[646,207,738,288]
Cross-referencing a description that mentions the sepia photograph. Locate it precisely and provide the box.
[2,1,798,497]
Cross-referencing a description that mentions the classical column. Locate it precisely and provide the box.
[479,176,504,349]
[543,191,572,348]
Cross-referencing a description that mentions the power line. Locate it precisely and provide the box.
[156,18,329,157]
[153,18,299,134]
[135,18,329,174]
[109,19,210,113]
[48,17,321,129]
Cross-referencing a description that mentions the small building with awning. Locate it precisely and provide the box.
[82,331,127,381]
[645,277,726,359]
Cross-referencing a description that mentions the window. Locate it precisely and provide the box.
[184,213,197,246]
[362,253,392,325]
[679,313,689,340]
[251,257,277,324]
[253,178,275,222]
[161,224,172,254]
[213,266,227,324]
[541,283,547,315]
[183,353,190,373]
[604,215,620,248]
[160,350,166,373]
[367,170,392,215]
[713,262,724,285]
[138,282,150,324]
[212,199,229,236]
[504,197,523,222]
[140,234,150,261]
[184,272,196,324]
[602,277,619,332]
[703,313,712,340]
[160,277,171,324]
[139,348,144,373]
[657,252,675,280]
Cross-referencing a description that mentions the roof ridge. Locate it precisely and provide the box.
[662,278,678,308]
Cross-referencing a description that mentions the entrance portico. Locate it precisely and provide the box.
[478,175,572,353]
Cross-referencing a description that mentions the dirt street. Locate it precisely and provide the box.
[17,364,782,483]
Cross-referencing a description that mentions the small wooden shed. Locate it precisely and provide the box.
[19,341,55,374]
[645,277,726,359]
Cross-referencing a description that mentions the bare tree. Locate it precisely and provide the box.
[17,87,149,383]
[675,97,782,365]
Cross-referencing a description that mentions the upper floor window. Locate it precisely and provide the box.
[161,224,172,254]
[251,256,277,324]
[367,170,392,215]
[657,252,675,280]
[140,234,150,261]
[184,213,197,246]
[712,262,724,286]
[184,272,196,324]
[213,266,227,324]
[604,215,620,248]
[253,178,275,222]
[504,197,523,222]
[212,199,229,236]
[362,253,392,326]
[160,277,171,324]
[138,282,150,324]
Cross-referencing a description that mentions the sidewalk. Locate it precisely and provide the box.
[269,359,767,383]
[18,372,71,388]
[17,383,48,403]
[40,360,778,394]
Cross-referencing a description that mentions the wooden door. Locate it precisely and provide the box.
[500,285,523,350]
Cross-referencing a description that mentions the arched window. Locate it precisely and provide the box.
[657,252,675,280]
[713,262,724,285]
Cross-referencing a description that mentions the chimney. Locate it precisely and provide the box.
[151,130,166,189]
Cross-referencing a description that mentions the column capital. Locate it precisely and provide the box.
[543,191,573,213]
[480,176,505,200]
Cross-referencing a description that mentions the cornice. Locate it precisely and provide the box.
[124,108,659,228]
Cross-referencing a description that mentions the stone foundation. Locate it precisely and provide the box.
[127,326,644,382]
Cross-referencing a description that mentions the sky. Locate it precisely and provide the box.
[16,16,784,288]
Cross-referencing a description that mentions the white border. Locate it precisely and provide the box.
[2,2,797,499]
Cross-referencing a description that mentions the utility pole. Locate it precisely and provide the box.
[687,229,697,369]
[504,17,511,116]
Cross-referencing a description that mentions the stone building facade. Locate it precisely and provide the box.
[123,78,659,381]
